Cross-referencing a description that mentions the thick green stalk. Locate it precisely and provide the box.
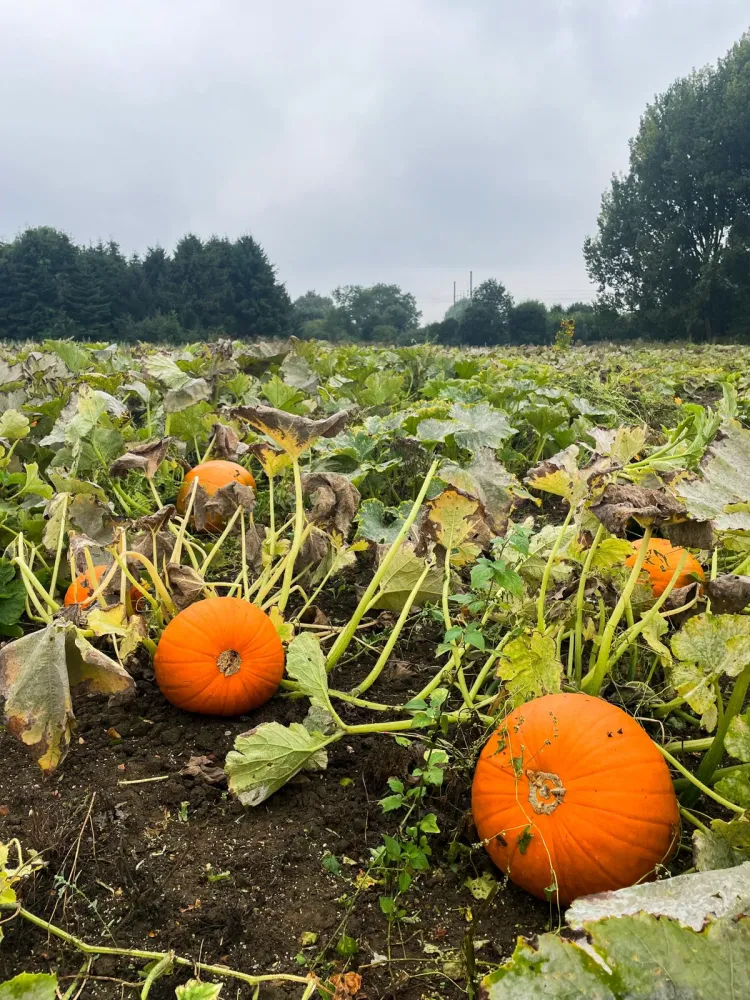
[352,559,434,697]
[682,661,750,808]
[326,460,439,671]
[277,459,305,614]
[657,745,745,814]
[199,506,242,574]
[537,503,575,632]
[4,905,311,991]
[663,737,713,753]
[581,525,653,695]
[49,493,71,599]
[573,523,604,685]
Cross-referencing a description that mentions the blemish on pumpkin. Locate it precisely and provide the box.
[217,649,242,676]
[526,769,566,815]
[494,833,508,847]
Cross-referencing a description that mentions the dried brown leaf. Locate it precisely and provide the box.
[181,755,227,786]
[212,422,249,462]
[303,472,361,537]
[589,483,687,537]
[165,565,205,610]
[110,438,172,479]
[706,575,750,615]
[234,405,356,459]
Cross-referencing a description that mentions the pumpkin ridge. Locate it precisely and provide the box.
[562,797,675,827]
[564,756,665,783]
[554,808,623,889]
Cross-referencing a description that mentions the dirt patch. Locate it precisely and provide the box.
[0,647,550,999]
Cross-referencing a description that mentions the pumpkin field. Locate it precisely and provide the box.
[1,337,750,999]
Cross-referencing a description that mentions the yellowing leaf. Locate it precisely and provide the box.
[371,542,443,611]
[268,605,295,643]
[235,405,356,459]
[496,630,563,707]
[0,623,135,772]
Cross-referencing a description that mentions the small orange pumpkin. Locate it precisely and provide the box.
[65,564,142,610]
[176,460,256,532]
[471,693,679,904]
[153,596,284,716]
[625,537,704,597]
[65,565,108,608]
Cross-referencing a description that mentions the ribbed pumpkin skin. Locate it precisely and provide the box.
[153,597,284,716]
[65,565,106,607]
[625,537,704,597]
[176,461,256,532]
[472,693,679,905]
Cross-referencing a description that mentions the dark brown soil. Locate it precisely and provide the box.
[0,643,550,999]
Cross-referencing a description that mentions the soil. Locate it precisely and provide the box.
[0,629,551,999]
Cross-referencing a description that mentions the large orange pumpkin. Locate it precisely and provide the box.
[176,460,256,532]
[153,596,284,716]
[471,693,679,905]
[625,537,704,597]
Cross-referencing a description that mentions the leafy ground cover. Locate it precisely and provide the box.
[0,338,750,998]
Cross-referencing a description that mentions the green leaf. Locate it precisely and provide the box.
[144,355,192,390]
[464,873,497,900]
[0,972,58,1000]
[485,909,750,999]
[418,402,516,452]
[727,710,750,762]
[285,632,334,714]
[225,722,338,806]
[419,813,440,834]
[371,542,443,611]
[0,409,30,441]
[355,498,414,544]
[175,980,222,1000]
[0,559,25,632]
[674,421,750,532]
[693,817,750,871]
[379,794,404,813]
[496,630,563,707]
[714,768,750,810]
[387,778,405,793]
[164,378,212,413]
[47,339,91,374]
[671,613,750,678]
[322,853,341,874]
[0,622,135,772]
[15,463,53,500]
[336,935,358,957]
[48,473,108,500]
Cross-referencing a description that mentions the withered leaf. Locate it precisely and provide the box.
[181,755,227,786]
[130,529,175,566]
[165,565,205,610]
[212,422,249,462]
[68,494,118,545]
[302,472,361,537]
[248,442,292,478]
[110,438,172,479]
[589,484,687,537]
[0,622,135,772]
[134,505,176,533]
[663,519,715,550]
[297,526,330,571]
[204,481,256,519]
[706,575,750,615]
[234,405,357,459]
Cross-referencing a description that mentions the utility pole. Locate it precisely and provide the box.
[453,281,456,305]
[469,271,473,298]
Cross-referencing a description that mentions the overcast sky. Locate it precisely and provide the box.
[1,1,748,321]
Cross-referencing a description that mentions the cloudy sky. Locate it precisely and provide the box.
[1,1,748,320]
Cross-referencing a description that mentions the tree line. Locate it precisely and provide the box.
[1,32,748,346]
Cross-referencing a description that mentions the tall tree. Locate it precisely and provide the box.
[584,32,750,341]
[332,284,421,341]
[459,279,513,345]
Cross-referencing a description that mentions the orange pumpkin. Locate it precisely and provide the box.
[65,565,108,607]
[471,693,679,905]
[625,537,704,597]
[153,596,284,716]
[65,564,142,610]
[176,460,256,532]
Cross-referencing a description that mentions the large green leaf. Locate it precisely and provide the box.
[225,722,338,807]
[693,817,750,871]
[0,409,30,441]
[285,632,333,712]
[486,911,750,999]
[673,421,750,532]
[496,630,563,707]
[439,449,528,531]
[0,973,57,1000]
[356,498,414,544]
[417,402,516,452]
[175,981,222,1000]
[0,559,26,637]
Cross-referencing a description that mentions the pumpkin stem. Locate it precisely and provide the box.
[217,649,242,676]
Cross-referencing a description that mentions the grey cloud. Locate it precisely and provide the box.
[2,0,748,320]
